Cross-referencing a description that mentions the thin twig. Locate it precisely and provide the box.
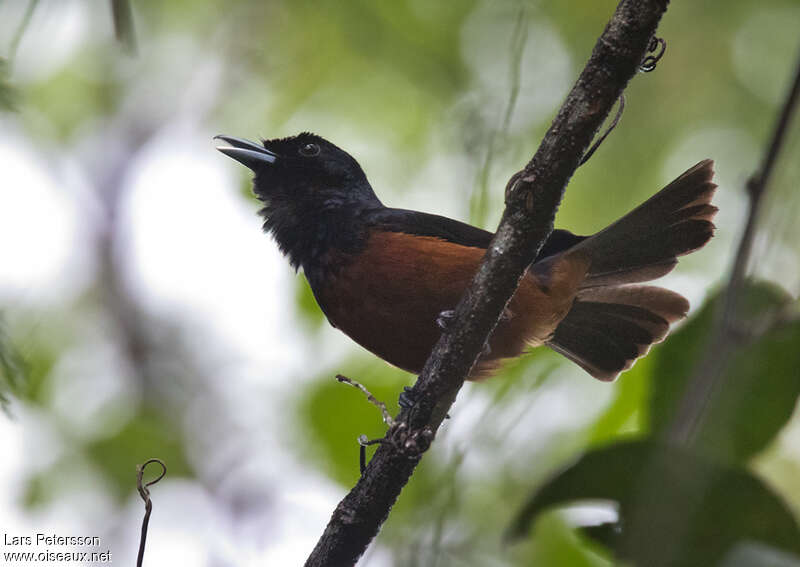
[724,50,800,326]
[501,6,529,134]
[669,47,800,445]
[336,374,395,427]
[470,6,529,228]
[110,0,137,55]
[579,94,626,166]
[305,2,671,565]
[136,458,166,567]
[619,46,800,567]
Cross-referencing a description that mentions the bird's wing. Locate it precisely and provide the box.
[362,208,585,260]
[362,208,494,248]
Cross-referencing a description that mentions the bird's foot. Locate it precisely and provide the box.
[398,386,450,420]
[436,309,456,330]
[398,386,416,409]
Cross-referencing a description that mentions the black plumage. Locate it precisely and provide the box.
[216,132,717,381]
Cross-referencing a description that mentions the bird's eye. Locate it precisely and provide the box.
[298,143,320,157]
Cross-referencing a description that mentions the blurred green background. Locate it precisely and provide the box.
[1,0,799,565]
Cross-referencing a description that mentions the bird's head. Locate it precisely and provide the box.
[215,132,382,269]
[215,132,379,211]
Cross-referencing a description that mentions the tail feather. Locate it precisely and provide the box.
[543,160,716,381]
[575,159,717,288]
[546,286,689,381]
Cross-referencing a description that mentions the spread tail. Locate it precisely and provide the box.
[574,159,717,288]
[545,160,717,380]
[547,286,689,380]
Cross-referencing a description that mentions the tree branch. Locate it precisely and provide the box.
[305,2,670,565]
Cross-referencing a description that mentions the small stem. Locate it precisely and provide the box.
[136,458,166,567]
[669,48,800,445]
[722,48,800,328]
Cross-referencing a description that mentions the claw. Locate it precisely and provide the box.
[398,386,416,409]
[437,309,456,330]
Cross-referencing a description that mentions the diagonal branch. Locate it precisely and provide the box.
[305,1,671,565]
[624,46,800,567]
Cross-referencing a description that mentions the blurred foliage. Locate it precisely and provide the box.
[722,542,800,567]
[0,57,18,111]
[586,357,650,446]
[0,327,58,410]
[25,407,192,506]
[0,320,25,413]
[468,5,528,228]
[294,276,327,330]
[649,282,800,464]
[84,407,192,500]
[509,440,800,567]
[24,55,122,140]
[1,0,799,565]
[509,283,800,565]
[518,513,613,567]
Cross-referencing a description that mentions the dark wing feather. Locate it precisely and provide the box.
[363,208,584,258]
[363,208,494,248]
[536,229,587,260]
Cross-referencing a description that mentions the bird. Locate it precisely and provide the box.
[215,132,717,381]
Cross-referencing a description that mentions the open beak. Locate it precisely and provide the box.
[214,135,278,170]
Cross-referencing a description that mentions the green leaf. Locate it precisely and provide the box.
[693,320,800,463]
[649,282,800,463]
[587,355,652,445]
[508,440,800,567]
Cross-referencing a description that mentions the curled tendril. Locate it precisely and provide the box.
[136,458,167,567]
[137,458,167,495]
[640,36,666,72]
[579,94,626,166]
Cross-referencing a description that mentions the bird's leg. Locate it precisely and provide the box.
[358,435,386,475]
